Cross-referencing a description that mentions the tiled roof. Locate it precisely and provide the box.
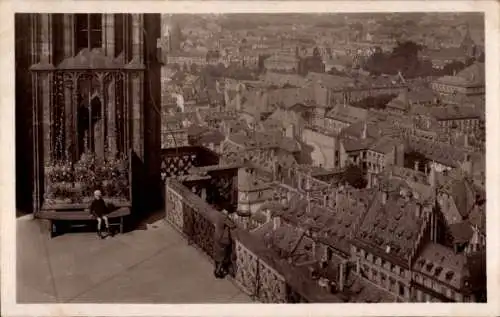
[387,97,408,111]
[281,189,373,256]
[436,62,485,87]
[341,138,373,152]
[407,87,437,104]
[439,176,478,219]
[187,124,209,137]
[411,105,481,121]
[456,62,485,86]
[236,228,343,303]
[344,276,396,303]
[169,50,207,58]
[324,55,353,66]
[406,136,470,168]
[341,121,382,140]
[413,243,470,290]
[261,72,310,88]
[228,130,300,153]
[326,105,368,124]
[368,136,399,154]
[267,108,307,130]
[307,72,355,89]
[265,53,301,63]
[258,201,287,214]
[420,47,468,61]
[237,170,271,192]
[197,130,225,145]
[378,166,433,200]
[260,223,303,257]
[355,190,425,263]
[468,204,486,234]
[448,222,474,244]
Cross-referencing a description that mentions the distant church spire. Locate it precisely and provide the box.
[362,122,367,139]
[461,23,475,56]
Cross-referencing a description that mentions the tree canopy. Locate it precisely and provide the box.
[340,164,367,189]
[364,40,432,78]
[351,93,397,110]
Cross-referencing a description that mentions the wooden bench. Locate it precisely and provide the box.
[36,204,131,238]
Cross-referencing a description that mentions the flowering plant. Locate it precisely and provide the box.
[45,160,74,184]
[101,155,129,199]
[43,151,130,205]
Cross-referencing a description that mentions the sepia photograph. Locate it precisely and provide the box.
[2,1,500,316]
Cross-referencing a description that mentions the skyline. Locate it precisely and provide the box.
[3,5,500,317]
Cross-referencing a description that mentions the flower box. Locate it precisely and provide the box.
[43,152,131,206]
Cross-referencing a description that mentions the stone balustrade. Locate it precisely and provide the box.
[164,178,342,303]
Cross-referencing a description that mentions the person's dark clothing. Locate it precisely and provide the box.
[213,216,235,279]
[90,198,108,217]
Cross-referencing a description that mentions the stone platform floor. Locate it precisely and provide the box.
[17,215,252,303]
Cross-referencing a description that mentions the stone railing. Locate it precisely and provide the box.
[165,178,342,303]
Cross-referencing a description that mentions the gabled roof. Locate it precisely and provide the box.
[411,105,481,121]
[355,190,426,264]
[326,104,368,124]
[439,175,478,219]
[306,72,355,89]
[406,136,471,168]
[436,62,485,87]
[413,242,471,291]
[368,136,399,154]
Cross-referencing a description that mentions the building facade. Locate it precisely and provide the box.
[16,13,162,213]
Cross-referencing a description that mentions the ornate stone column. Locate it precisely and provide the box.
[40,14,53,165]
[62,14,76,161]
[130,14,144,160]
[103,14,115,56]
[103,14,117,158]
[107,73,117,157]
[94,75,106,159]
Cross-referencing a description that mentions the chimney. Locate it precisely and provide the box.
[415,203,422,218]
[224,88,230,108]
[175,93,185,112]
[402,89,409,108]
[235,85,242,112]
[273,216,281,230]
[382,191,388,205]
[266,209,272,223]
[311,240,317,259]
[462,154,473,176]
[429,164,436,188]
[414,160,419,172]
[224,123,230,141]
[362,122,367,139]
[286,124,296,139]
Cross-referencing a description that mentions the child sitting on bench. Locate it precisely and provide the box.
[89,190,110,239]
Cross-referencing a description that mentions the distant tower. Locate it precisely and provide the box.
[460,24,475,57]
[162,16,182,53]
